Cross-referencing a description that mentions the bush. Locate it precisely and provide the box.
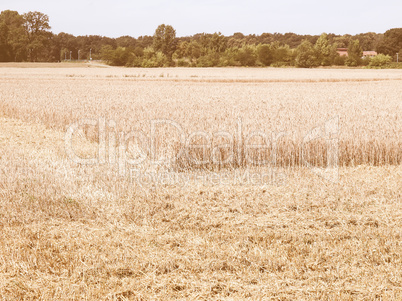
[177,58,190,67]
[140,51,168,67]
[333,55,346,66]
[385,62,402,69]
[127,55,143,67]
[271,61,292,67]
[100,46,131,66]
[217,49,238,66]
[140,48,169,67]
[196,53,219,67]
[345,57,359,67]
[361,56,371,66]
[235,46,257,66]
[257,44,273,66]
[196,56,214,67]
[369,54,392,67]
[272,44,293,64]
[345,40,363,66]
[295,40,319,68]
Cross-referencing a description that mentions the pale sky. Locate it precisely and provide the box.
[1,0,401,37]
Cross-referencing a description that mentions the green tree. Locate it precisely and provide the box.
[107,47,131,66]
[369,54,392,67]
[153,24,176,60]
[295,40,319,68]
[100,45,114,62]
[314,33,332,66]
[174,41,188,58]
[0,10,26,61]
[270,41,293,64]
[354,32,382,52]
[210,32,227,53]
[141,47,168,67]
[377,28,402,56]
[345,39,363,66]
[23,11,51,61]
[196,51,219,67]
[235,45,257,66]
[333,34,352,48]
[189,40,202,58]
[218,48,237,66]
[257,44,273,66]
[116,35,137,48]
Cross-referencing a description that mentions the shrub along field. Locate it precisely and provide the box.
[0,66,401,300]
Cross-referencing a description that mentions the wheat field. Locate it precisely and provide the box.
[0,66,401,300]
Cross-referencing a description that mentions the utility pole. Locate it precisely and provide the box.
[90,48,92,60]
[64,51,66,61]
[70,51,72,61]
[78,50,80,61]
[397,53,399,63]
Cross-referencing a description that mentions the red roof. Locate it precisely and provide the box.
[336,49,377,57]
[363,51,377,56]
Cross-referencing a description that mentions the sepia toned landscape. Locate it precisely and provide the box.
[0,64,401,300]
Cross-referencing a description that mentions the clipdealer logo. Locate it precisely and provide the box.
[65,116,339,184]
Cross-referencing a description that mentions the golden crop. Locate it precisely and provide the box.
[0,65,401,300]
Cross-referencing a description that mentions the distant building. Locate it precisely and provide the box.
[362,51,377,58]
[336,48,377,58]
[337,48,348,57]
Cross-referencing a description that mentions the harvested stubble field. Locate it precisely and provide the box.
[0,66,401,300]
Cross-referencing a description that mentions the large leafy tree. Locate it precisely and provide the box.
[257,44,273,66]
[295,40,319,68]
[235,45,257,66]
[56,32,78,60]
[23,11,51,61]
[210,32,227,53]
[271,42,293,63]
[345,39,363,66]
[377,28,402,56]
[153,24,176,60]
[116,35,137,48]
[354,32,382,51]
[314,33,332,66]
[0,10,26,61]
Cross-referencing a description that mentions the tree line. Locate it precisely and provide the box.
[1,10,401,67]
